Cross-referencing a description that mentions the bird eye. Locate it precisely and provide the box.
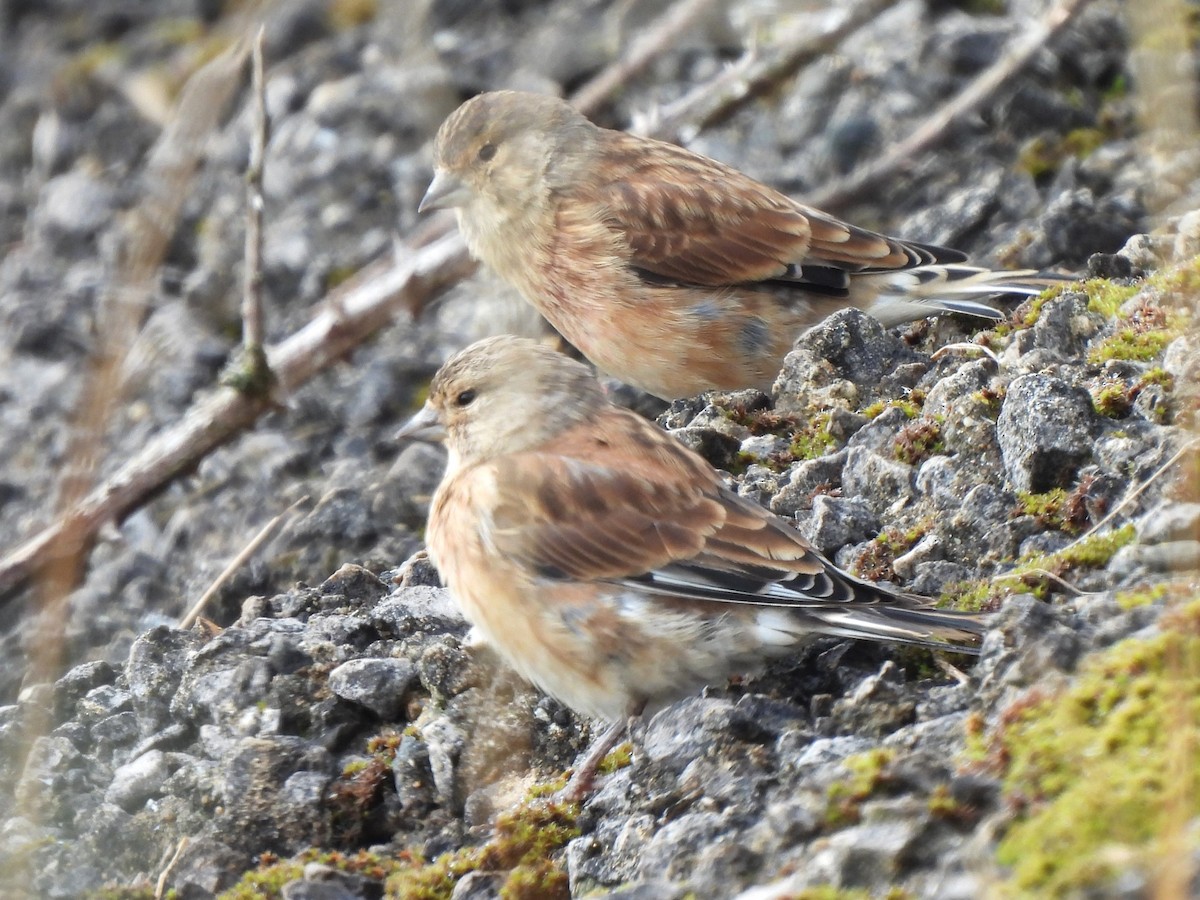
[477,143,496,162]
[455,389,477,407]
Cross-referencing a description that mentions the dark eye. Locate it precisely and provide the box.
[455,389,477,407]
[477,143,496,162]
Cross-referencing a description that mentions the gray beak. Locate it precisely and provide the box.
[395,401,446,443]
[418,170,471,213]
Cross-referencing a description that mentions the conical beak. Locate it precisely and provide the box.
[395,401,446,443]
[419,170,470,213]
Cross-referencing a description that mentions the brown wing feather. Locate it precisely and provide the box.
[582,131,949,285]
[480,409,845,590]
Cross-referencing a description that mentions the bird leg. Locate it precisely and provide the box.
[561,702,645,801]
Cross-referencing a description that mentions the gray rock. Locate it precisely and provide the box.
[796,495,879,557]
[769,450,848,516]
[327,657,417,720]
[105,749,171,811]
[1137,501,1200,544]
[841,447,915,517]
[997,373,1096,491]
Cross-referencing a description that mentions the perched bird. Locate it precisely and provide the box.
[420,90,1056,400]
[399,335,987,794]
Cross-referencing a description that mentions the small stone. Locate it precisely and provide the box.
[997,374,1096,492]
[327,658,417,720]
[105,749,171,811]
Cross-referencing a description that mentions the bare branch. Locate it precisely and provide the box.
[0,233,474,599]
[807,0,1096,211]
[645,0,896,143]
[179,495,310,630]
[242,27,268,356]
[570,0,721,118]
[26,37,252,689]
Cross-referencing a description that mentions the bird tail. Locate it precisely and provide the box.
[853,265,1070,326]
[801,603,987,655]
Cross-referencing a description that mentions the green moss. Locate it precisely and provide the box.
[597,741,634,776]
[960,0,1006,13]
[940,525,1137,609]
[862,391,925,420]
[1013,487,1089,534]
[854,523,929,582]
[325,264,362,290]
[219,859,307,899]
[220,344,274,396]
[1052,524,1136,568]
[1102,72,1129,100]
[1087,290,1189,364]
[1115,583,1170,610]
[1090,379,1133,417]
[149,17,206,46]
[1140,367,1174,390]
[384,800,579,899]
[787,411,838,461]
[992,600,1200,895]
[969,385,1006,418]
[1015,292,1052,328]
[1017,129,1108,181]
[1076,278,1141,318]
[824,748,896,827]
[1088,325,1175,363]
[893,417,944,466]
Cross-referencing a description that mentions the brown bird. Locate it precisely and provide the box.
[420,90,1054,400]
[399,335,986,794]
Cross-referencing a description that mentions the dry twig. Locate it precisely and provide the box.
[808,0,1096,210]
[571,0,721,118]
[25,38,252,691]
[0,233,473,600]
[178,495,311,630]
[155,837,190,900]
[240,27,268,361]
[646,0,896,143]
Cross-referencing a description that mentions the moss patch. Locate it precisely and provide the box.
[219,849,410,900]
[1013,487,1090,535]
[893,417,944,466]
[853,523,929,582]
[384,799,579,899]
[861,391,925,420]
[824,748,897,828]
[941,524,1136,609]
[989,597,1200,895]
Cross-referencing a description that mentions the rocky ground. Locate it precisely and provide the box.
[0,0,1198,898]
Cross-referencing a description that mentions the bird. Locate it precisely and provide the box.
[419,90,1058,400]
[398,334,987,796]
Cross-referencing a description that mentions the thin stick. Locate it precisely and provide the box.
[155,837,189,900]
[571,0,720,118]
[0,232,474,599]
[647,0,896,143]
[1065,438,1199,551]
[22,37,252,707]
[993,568,1088,596]
[242,27,267,355]
[931,342,1001,364]
[934,656,970,686]
[808,0,1095,210]
[178,496,310,630]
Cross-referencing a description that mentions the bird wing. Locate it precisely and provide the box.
[584,131,961,288]
[478,409,882,609]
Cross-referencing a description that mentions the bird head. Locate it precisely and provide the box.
[420,91,594,220]
[397,335,604,471]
